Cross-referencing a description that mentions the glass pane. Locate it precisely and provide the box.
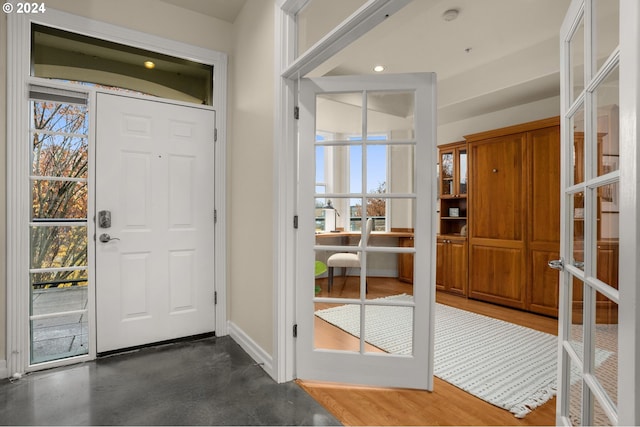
[572,104,586,185]
[594,0,619,72]
[297,0,368,55]
[31,313,89,364]
[32,133,88,178]
[372,144,415,195]
[316,93,362,142]
[441,152,454,179]
[314,303,361,352]
[571,280,584,360]
[594,291,618,408]
[593,396,613,426]
[32,180,88,220]
[572,192,585,270]
[458,149,467,195]
[30,226,88,269]
[32,101,89,135]
[366,91,415,139]
[568,354,583,426]
[31,271,88,316]
[570,15,585,103]
[314,246,361,298]
[365,251,415,301]
[315,197,361,234]
[597,185,619,287]
[364,303,413,355]
[32,24,213,105]
[316,144,363,195]
[596,68,619,177]
[366,144,387,195]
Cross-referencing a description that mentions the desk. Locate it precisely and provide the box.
[315,231,414,284]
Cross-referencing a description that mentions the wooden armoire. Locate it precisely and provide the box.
[464,117,561,317]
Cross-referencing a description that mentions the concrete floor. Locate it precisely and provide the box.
[0,336,341,426]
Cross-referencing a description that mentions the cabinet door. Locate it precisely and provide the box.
[440,150,455,198]
[456,147,467,197]
[469,133,526,309]
[448,238,467,296]
[435,239,446,290]
[527,126,561,316]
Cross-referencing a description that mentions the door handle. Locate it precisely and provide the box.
[572,260,585,269]
[548,258,564,271]
[99,233,120,243]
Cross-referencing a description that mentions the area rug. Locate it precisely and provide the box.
[315,294,611,418]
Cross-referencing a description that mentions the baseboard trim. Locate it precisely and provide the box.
[228,321,275,380]
[0,360,7,379]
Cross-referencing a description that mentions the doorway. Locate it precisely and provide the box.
[6,10,227,375]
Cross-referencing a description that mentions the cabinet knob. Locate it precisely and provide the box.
[492,168,498,173]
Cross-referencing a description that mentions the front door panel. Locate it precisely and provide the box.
[95,93,215,353]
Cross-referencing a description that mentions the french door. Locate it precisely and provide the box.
[296,73,436,389]
[557,0,624,424]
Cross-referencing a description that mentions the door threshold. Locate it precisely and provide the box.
[97,332,216,358]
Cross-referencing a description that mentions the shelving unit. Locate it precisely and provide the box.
[437,141,468,295]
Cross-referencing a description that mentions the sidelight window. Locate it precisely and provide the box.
[29,85,89,364]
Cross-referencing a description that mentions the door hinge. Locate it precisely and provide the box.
[293,215,298,229]
[294,106,299,120]
[214,128,218,142]
[214,291,218,305]
[293,324,298,338]
[214,209,217,223]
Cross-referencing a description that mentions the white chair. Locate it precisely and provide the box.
[327,218,374,292]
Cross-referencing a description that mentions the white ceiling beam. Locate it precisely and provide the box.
[281,0,411,79]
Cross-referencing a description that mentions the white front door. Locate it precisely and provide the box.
[95,93,216,353]
[297,73,436,389]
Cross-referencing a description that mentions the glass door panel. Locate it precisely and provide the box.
[559,1,620,423]
[300,73,434,389]
[29,96,89,364]
[458,149,467,195]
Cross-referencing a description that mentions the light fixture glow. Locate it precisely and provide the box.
[373,65,385,73]
[144,60,156,69]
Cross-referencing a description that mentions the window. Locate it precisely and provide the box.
[29,85,90,364]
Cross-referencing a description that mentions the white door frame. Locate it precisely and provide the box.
[618,0,640,423]
[5,9,228,376]
[273,0,412,382]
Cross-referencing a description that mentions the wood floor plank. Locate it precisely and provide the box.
[303,279,558,426]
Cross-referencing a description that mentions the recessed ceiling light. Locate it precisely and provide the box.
[373,65,385,73]
[442,8,460,22]
[144,60,156,69]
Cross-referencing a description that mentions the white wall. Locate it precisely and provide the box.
[438,96,561,145]
[38,0,234,54]
[228,0,275,355]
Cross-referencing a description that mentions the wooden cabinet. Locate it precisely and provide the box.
[436,236,467,296]
[437,141,468,296]
[439,141,468,236]
[465,117,560,313]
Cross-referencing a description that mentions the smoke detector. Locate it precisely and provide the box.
[442,8,460,22]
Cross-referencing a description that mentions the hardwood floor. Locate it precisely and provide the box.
[301,277,558,426]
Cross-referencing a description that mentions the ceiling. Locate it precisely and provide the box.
[152,0,619,127]
[306,0,576,125]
